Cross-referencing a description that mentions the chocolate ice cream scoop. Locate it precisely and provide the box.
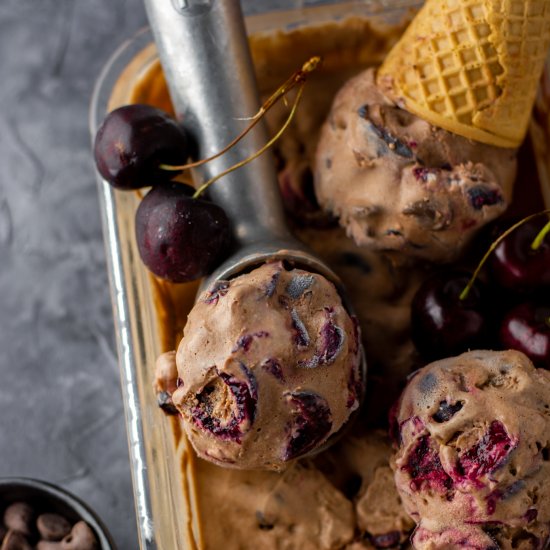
[315,69,517,263]
[144,1,367,467]
[158,261,363,471]
[391,349,550,549]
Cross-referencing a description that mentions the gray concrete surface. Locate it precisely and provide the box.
[0,1,149,548]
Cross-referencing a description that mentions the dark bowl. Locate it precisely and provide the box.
[0,477,116,549]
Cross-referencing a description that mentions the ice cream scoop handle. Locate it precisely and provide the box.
[143,0,292,247]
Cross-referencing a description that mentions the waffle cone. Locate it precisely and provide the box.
[377,0,550,148]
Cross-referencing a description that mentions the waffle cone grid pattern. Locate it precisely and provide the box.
[378,0,550,148]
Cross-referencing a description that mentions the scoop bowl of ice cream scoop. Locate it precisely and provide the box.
[390,349,550,549]
[156,261,363,471]
[314,69,517,263]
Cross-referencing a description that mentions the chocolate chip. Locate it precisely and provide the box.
[157,391,178,415]
[357,104,368,118]
[432,401,464,423]
[232,332,269,353]
[255,511,275,531]
[203,280,230,304]
[365,121,414,159]
[290,309,310,349]
[265,269,281,298]
[417,372,438,395]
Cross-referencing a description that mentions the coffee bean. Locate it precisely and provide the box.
[60,522,98,550]
[37,514,71,542]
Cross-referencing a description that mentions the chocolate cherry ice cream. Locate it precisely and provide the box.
[314,69,517,263]
[391,350,550,549]
[156,261,363,471]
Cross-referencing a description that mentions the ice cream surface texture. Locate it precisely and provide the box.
[314,68,517,262]
[190,429,412,549]
[392,350,550,549]
[166,261,363,471]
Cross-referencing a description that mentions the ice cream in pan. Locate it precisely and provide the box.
[315,0,550,262]
[149,0,550,484]
[311,1,550,546]
[96,0,550,546]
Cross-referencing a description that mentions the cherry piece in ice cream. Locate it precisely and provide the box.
[284,391,333,460]
[403,434,453,493]
[456,421,515,482]
[190,368,257,443]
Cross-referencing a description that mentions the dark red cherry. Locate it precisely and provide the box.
[94,104,191,190]
[411,271,491,361]
[490,218,550,292]
[135,182,231,283]
[500,302,550,368]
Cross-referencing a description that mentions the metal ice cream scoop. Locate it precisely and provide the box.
[143,0,366,453]
[142,0,345,290]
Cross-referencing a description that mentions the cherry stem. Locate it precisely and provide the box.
[192,83,306,199]
[459,209,550,302]
[159,56,321,173]
[531,219,550,251]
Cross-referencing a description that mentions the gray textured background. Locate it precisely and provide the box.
[0,1,295,548]
[0,1,149,548]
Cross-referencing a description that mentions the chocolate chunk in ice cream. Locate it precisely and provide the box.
[314,69,517,262]
[158,261,363,470]
[391,349,550,550]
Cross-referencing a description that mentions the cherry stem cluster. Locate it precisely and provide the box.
[159,56,321,197]
[459,209,550,301]
[192,84,306,199]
